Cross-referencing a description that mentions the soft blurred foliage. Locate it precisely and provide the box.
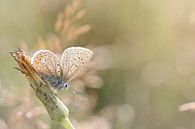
[1,0,195,129]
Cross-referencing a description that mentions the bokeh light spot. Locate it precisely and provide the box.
[142,62,167,87]
[117,104,135,122]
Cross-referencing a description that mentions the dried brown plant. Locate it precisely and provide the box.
[28,0,91,53]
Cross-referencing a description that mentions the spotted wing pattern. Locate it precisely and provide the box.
[61,47,93,79]
[31,50,61,82]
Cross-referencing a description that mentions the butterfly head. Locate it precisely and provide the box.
[49,76,69,89]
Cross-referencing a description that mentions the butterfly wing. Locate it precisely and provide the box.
[31,50,61,84]
[61,47,93,80]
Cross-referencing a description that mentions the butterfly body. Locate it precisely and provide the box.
[40,73,68,89]
[31,47,93,90]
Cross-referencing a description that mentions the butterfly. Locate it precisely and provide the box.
[31,47,93,90]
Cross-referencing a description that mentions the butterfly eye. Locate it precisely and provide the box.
[64,83,69,88]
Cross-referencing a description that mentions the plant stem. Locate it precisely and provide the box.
[60,117,75,129]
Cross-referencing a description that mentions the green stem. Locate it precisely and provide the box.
[60,117,75,129]
[35,84,75,129]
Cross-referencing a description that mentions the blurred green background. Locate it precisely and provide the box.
[1,0,195,129]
